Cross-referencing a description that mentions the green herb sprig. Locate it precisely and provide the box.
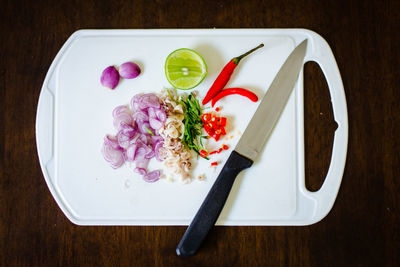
[180,92,209,160]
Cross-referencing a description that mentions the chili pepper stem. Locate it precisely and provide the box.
[232,43,264,65]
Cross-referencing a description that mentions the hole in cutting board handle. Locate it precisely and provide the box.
[304,61,338,192]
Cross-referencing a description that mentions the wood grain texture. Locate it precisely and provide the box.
[1,0,399,266]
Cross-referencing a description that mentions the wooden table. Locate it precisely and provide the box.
[1,0,399,266]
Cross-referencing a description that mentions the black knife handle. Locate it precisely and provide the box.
[176,151,253,257]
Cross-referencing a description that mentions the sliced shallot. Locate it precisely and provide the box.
[102,136,124,169]
[143,170,161,183]
[102,93,166,182]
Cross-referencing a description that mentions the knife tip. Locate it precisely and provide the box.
[300,39,308,47]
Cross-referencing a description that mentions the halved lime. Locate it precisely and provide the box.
[165,48,207,90]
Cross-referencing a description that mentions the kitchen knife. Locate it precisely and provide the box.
[176,39,308,257]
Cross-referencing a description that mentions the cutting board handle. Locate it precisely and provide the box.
[35,81,56,179]
[302,31,348,222]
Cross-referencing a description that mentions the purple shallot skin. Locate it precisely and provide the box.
[119,62,141,79]
[101,66,120,89]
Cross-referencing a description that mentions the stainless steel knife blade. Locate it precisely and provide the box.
[235,39,308,161]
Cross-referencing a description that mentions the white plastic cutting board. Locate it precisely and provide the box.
[36,29,348,225]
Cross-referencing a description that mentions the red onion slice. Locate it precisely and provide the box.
[156,109,167,122]
[117,133,131,149]
[149,118,163,130]
[139,94,161,109]
[130,94,143,111]
[125,143,137,162]
[102,140,124,169]
[120,123,136,135]
[138,122,152,135]
[143,170,160,183]
[117,124,136,149]
[112,105,130,117]
[150,135,163,145]
[144,145,155,159]
[154,141,164,161]
[104,135,120,150]
[112,105,133,129]
[134,167,147,175]
[132,110,149,123]
[137,134,148,145]
[136,157,149,170]
[113,112,133,130]
[148,107,156,119]
[148,107,166,123]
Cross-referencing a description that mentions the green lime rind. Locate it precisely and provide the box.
[165,48,207,90]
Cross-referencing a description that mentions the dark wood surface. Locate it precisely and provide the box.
[1,0,399,266]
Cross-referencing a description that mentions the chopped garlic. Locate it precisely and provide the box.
[159,89,193,183]
[198,174,206,181]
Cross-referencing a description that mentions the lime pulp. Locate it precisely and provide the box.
[165,48,207,90]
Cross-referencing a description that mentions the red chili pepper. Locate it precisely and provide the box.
[218,117,227,127]
[202,112,228,141]
[212,133,221,141]
[204,123,213,134]
[211,120,220,130]
[215,107,220,112]
[200,150,208,158]
[202,44,264,105]
[211,161,218,166]
[211,88,259,107]
[208,145,229,156]
[201,113,211,123]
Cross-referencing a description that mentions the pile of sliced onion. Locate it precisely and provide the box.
[102,93,166,182]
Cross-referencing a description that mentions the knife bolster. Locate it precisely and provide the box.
[227,151,253,170]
